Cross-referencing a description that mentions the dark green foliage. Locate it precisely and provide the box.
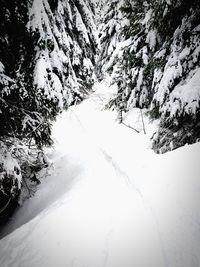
[152,0,200,40]
[146,105,160,120]
[0,0,30,73]
[0,0,51,147]
[153,111,200,153]
[49,0,58,12]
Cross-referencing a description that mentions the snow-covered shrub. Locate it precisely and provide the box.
[0,141,22,200]
[0,138,49,210]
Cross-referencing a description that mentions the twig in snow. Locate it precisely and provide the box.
[140,108,146,135]
[122,122,139,133]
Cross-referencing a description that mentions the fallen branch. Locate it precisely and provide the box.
[140,109,146,135]
[122,122,139,133]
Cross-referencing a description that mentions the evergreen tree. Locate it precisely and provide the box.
[151,0,200,152]
[100,0,200,152]
[0,0,98,208]
[97,0,128,79]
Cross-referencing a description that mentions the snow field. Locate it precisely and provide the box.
[0,81,200,267]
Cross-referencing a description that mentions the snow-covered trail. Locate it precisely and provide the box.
[0,81,200,267]
[48,82,165,266]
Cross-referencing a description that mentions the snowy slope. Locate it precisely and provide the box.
[0,81,200,267]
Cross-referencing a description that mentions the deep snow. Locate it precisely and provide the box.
[0,81,200,267]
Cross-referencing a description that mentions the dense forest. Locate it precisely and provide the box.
[0,0,98,218]
[98,0,200,153]
[0,0,200,217]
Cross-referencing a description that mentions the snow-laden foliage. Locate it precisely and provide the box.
[0,0,98,144]
[0,0,98,205]
[28,0,98,111]
[0,137,49,221]
[0,141,22,199]
[97,0,129,78]
[99,0,200,152]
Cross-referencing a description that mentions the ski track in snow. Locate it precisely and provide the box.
[0,81,200,267]
[100,147,169,267]
[69,87,169,267]
[67,105,165,266]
